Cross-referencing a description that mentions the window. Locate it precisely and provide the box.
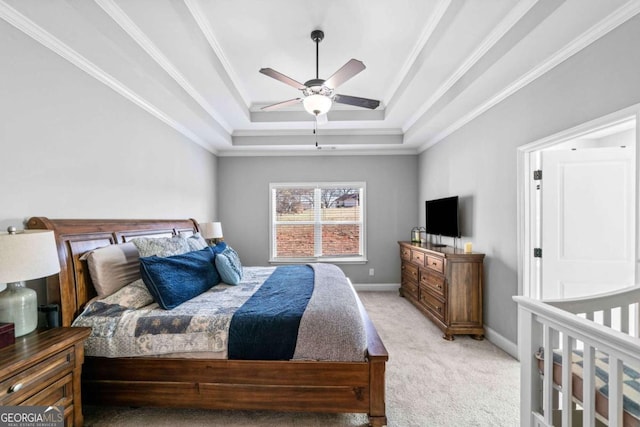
[270,182,366,263]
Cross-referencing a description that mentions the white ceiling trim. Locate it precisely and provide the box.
[233,128,403,137]
[216,146,419,157]
[184,0,251,108]
[403,0,538,133]
[382,0,451,106]
[0,0,220,154]
[95,0,233,134]
[418,0,640,153]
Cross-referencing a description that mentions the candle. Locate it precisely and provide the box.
[464,242,473,253]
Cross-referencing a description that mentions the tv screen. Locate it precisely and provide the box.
[425,196,460,238]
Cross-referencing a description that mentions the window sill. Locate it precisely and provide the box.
[269,256,367,265]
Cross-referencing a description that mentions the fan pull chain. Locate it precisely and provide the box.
[314,116,318,148]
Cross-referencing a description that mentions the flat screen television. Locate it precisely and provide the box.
[425,196,460,240]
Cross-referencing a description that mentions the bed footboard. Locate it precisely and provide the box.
[514,287,640,427]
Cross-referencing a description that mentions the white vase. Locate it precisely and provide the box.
[0,282,38,337]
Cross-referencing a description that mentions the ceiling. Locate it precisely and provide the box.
[2,0,638,155]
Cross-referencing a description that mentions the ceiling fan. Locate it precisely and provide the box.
[259,30,380,118]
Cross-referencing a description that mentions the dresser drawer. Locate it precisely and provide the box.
[411,250,425,267]
[401,277,419,299]
[401,262,419,282]
[400,246,411,261]
[420,288,446,323]
[426,255,444,273]
[420,270,446,298]
[0,347,74,405]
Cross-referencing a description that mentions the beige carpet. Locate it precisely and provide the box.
[83,291,520,426]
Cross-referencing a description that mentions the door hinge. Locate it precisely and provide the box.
[533,248,542,258]
[533,170,542,180]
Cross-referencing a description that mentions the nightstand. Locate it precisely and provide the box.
[0,327,91,426]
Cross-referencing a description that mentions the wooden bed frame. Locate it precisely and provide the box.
[27,217,388,426]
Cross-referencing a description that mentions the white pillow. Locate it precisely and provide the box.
[83,242,140,297]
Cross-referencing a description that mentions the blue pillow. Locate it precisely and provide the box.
[212,242,243,285]
[139,247,220,309]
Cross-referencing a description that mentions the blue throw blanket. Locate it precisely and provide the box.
[228,265,314,360]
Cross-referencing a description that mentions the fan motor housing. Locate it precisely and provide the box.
[310,30,324,42]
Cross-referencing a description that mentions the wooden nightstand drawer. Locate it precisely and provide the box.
[0,347,74,405]
[420,270,446,298]
[426,255,444,273]
[0,328,91,427]
[22,372,73,406]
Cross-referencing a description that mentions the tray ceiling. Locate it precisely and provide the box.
[1,0,638,155]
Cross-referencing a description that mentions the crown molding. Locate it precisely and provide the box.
[383,0,451,106]
[403,0,538,132]
[418,0,640,153]
[0,0,222,154]
[96,0,233,134]
[216,146,419,157]
[232,128,403,138]
[184,0,251,108]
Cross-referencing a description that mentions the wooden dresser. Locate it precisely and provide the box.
[0,327,91,426]
[398,241,485,340]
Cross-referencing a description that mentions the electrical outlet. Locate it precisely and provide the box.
[369,268,375,276]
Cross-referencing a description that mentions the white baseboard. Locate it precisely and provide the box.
[353,283,400,292]
[484,324,518,359]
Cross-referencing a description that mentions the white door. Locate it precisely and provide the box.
[541,146,635,299]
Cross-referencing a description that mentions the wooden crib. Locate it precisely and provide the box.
[514,286,640,426]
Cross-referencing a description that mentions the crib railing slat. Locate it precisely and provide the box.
[543,325,554,425]
[621,305,630,334]
[608,356,623,427]
[603,309,612,328]
[561,335,573,427]
[582,344,595,427]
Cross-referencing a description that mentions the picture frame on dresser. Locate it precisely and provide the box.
[398,241,484,340]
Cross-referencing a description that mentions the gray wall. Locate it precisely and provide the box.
[418,14,640,345]
[0,20,218,294]
[217,155,418,284]
[0,19,218,228]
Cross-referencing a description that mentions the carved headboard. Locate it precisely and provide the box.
[26,217,200,327]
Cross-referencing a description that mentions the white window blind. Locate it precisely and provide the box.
[269,182,366,263]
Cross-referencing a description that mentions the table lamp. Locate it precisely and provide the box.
[200,222,224,245]
[0,227,60,337]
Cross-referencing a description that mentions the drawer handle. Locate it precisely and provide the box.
[437,284,442,289]
[431,262,438,266]
[436,306,442,312]
[8,383,23,393]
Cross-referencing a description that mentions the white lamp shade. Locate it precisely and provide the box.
[0,230,60,283]
[303,94,332,116]
[200,222,223,239]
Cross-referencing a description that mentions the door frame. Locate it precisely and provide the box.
[517,104,640,299]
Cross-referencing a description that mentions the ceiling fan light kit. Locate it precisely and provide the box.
[303,94,332,116]
[260,29,380,118]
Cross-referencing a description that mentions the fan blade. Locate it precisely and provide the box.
[259,68,306,90]
[334,94,380,110]
[324,59,365,89]
[261,98,302,111]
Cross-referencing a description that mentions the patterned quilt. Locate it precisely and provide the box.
[72,264,367,361]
